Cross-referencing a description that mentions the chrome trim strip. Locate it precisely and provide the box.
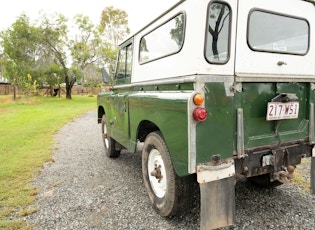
[309,103,315,144]
[188,92,197,173]
[187,81,206,173]
[237,108,245,159]
[112,75,234,89]
[236,75,315,83]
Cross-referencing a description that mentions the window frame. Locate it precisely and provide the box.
[114,39,133,85]
[204,1,232,65]
[138,12,186,65]
[247,9,310,56]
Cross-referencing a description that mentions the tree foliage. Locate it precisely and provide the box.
[37,12,76,99]
[0,14,39,97]
[70,14,114,85]
[0,7,127,99]
[100,6,130,47]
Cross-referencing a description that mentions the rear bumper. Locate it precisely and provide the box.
[234,138,313,178]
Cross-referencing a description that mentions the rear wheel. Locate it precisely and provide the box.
[142,131,193,217]
[101,114,120,158]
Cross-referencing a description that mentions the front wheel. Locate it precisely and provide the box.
[101,114,120,158]
[142,131,193,217]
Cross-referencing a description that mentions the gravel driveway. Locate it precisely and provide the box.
[27,110,315,229]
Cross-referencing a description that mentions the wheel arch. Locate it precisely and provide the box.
[136,120,188,177]
[98,106,105,123]
[136,120,160,142]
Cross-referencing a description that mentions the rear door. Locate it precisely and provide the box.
[234,0,315,149]
[235,0,314,80]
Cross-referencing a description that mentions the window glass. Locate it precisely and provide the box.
[126,45,132,78]
[115,44,133,81]
[248,11,309,55]
[205,2,231,63]
[116,48,127,80]
[139,14,185,63]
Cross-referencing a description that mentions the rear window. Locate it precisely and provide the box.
[248,10,309,55]
[205,2,231,64]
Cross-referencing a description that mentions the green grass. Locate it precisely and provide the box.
[0,95,96,229]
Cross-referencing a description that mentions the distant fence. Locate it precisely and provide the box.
[0,84,110,96]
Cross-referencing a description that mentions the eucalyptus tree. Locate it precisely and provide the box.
[70,14,103,85]
[0,13,68,98]
[71,13,122,84]
[0,7,131,99]
[100,6,130,48]
[99,6,130,76]
[0,14,39,99]
[37,12,76,99]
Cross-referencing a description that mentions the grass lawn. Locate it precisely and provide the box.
[0,95,96,229]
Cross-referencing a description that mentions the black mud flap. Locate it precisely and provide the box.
[311,157,315,195]
[199,176,235,230]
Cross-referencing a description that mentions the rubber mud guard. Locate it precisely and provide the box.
[199,176,235,229]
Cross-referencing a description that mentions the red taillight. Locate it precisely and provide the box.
[193,107,208,121]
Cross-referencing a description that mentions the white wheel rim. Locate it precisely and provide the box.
[148,149,167,198]
[103,122,109,148]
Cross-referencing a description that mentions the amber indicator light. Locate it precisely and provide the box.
[193,93,204,106]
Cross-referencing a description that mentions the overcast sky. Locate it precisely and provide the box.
[0,0,179,34]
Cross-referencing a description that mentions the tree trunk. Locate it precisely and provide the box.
[65,75,76,100]
[66,85,72,99]
[13,85,16,101]
[50,85,53,97]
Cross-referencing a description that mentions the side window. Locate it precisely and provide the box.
[205,2,231,64]
[139,13,185,64]
[115,43,133,84]
[116,48,127,80]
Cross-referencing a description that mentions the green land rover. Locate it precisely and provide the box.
[97,0,315,229]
